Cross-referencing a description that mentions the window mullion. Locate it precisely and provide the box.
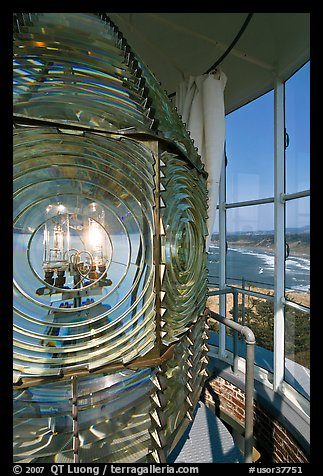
[219,157,227,357]
[274,77,286,391]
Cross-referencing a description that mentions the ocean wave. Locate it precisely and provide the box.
[260,254,275,268]
[286,284,310,292]
[229,247,273,258]
[227,247,310,269]
[286,259,310,272]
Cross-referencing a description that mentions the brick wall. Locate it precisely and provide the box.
[203,376,309,463]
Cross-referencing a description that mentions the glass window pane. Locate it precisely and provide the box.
[225,293,274,373]
[285,197,310,300]
[285,61,310,194]
[226,204,274,289]
[284,307,310,400]
[284,195,310,399]
[208,207,220,287]
[226,91,274,203]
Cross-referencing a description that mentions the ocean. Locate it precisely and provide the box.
[207,244,310,292]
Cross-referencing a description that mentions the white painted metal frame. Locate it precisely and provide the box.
[218,158,227,358]
[215,71,310,397]
[273,77,286,391]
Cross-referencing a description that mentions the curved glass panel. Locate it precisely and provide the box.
[101,13,204,169]
[160,152,208,342]
[163,318,207,444]
[13,368,156,463]
[13,13,153,132]
[138,62,201,165]
[13,128,156,375]
[13,13,210,464]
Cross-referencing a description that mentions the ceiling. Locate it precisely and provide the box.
[107,12,310,114]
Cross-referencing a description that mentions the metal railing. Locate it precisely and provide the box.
[205,294,256,463]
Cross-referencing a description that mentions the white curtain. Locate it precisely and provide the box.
[175,69,227,250]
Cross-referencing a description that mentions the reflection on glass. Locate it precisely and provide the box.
[285,62,310,194]
[13,12,209,464]
[160,152,208,342]
[13,128,156,375]
[13,13,153,132]
[13,368,156,463]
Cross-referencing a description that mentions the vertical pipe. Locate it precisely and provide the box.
[273,77,286,391]
[208,309,255,463]
[233,290,239,373]
[244,340,255,463]
[219,158,227,357]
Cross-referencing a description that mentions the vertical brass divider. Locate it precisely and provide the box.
[71,375,79,463]
[151,140,163,356]
[136,139,169,464]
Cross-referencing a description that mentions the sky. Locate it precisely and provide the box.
[213,61,310,234]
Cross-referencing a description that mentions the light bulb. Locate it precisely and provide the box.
[88,218,105,267]
[43,214,69,272]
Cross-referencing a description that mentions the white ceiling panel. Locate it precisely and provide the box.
[108,12,310,113]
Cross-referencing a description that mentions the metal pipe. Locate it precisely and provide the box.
[245,340,255,463]
[208,286,275,302]
[207,309,255,463]
[208,310,255,344]
[282,297,310,314]
[225,196,275,209]
[229,286,274,301]
[232,290,239,374]
[207,288,229,296]
[281,189,310,202]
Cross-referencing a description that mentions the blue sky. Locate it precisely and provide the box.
[214,61,310,234]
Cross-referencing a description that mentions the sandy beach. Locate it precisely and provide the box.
[207,284,310,315]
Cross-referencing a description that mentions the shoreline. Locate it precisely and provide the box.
[209,242,310,259]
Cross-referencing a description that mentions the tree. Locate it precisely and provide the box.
[229,297,310,368]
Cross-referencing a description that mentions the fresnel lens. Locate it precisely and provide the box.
[13,13,209,463]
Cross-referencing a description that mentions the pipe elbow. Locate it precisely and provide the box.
[240,326,256,344]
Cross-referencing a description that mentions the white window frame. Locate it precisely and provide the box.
[214,67,310,398]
